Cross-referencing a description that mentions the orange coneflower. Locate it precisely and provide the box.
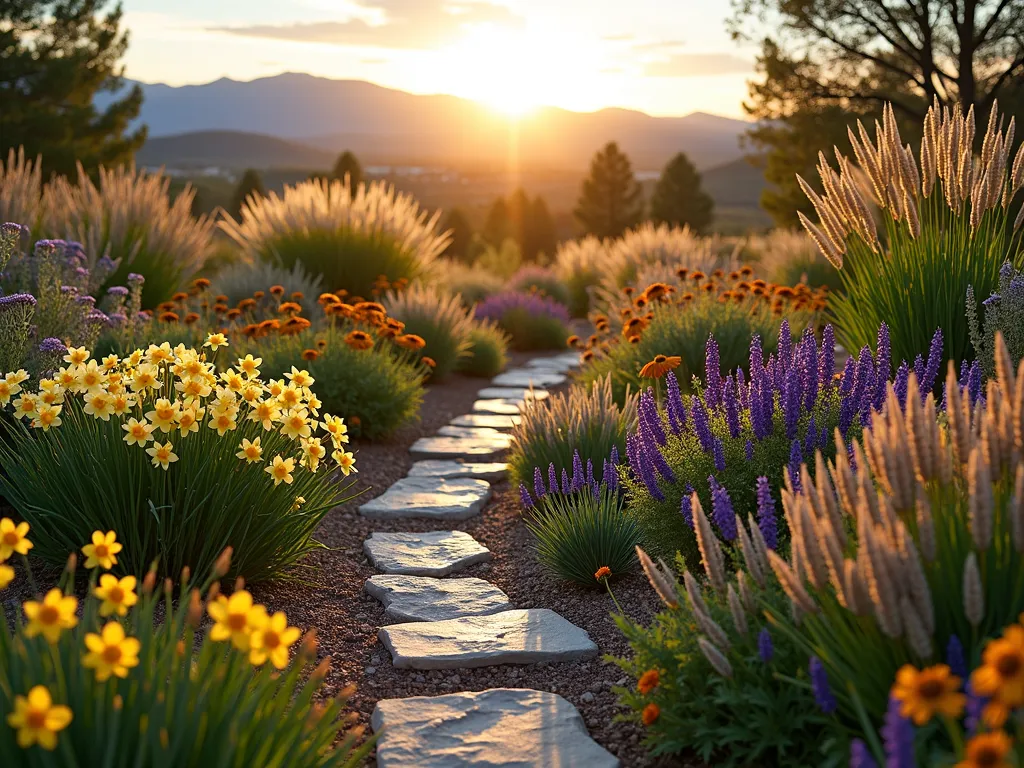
[619,307,633,319]
[595,319,610,332]
[701,283,716,294]
[226,308,242,320]
[395,334,426,351]
[253,290,265,300]
[345,330,374,350]
[193,278,211,290]
[639,354,681,379]
[581,350,595,362]
[623,286,635,296]
[278,301,303,314]
[240,323,258,336]
[184,312,201,325]
[280,317,312,336]
[774,286,796,299]
[728,271,740,281]
[681,292,694,302]
[215,294,228,303]
[634,296,648,309]
[269,285,285,297]
[690,271,705,282]
[301,349,319,361]
[172,292,189,302]
[291,291,304,301]
[349,415,361,427]
[422,356,437,369]
[157,301,176,312]
[752,278,766,289]
[159,311,179,323]
[567,335,581,348]
[318,293,340,306]
[676,267,689,279]
[213,304,228,314]
[642,282,674,302]
[739,265,753,277]
[393,277,409,290]
[316,338,327,349]
[237,298,257,311]
[628,335,641,344]
[712,268,724,278]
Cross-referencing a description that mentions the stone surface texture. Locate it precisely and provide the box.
[491,369,567,388]
[371,688,619,768]
[472,399,526,415]
[359,476,491,520]
[378,609,599,669]
[409,435,511,461]
[436,425,514,441]
[477,387,550,401]
[365,575,512,622]
[363,531,492,577]
[407,460,508,482]
[449,413,521,430]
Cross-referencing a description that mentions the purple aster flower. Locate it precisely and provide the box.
[809,656,837,714]
[519,484,534,508]
[756,476,778,550]
[0,221,24,239]
[723,375,740,438]
[127,272,145,285]
[882,694,914,767]
[36,337,67,355]
[712,437,726,472]
[107,312,127,327]
[75,294,96,306]
[788,440,803,493]
[680,488,694,529]
[533,466,546,499]
[705,336,722,407]
[106,285,129,297]
[85,309,108,325]
[757,628,773,663]
[946,635,967,680]
[850,739,878,768]
[710,477,736,540]
[922,328,943,394]
[665,371,686,433]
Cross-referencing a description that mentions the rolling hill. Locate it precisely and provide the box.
[137,131,336,170]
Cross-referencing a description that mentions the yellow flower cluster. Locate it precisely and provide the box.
[207,589,301,669]
[0,335,356,482]
[0,516,32,590]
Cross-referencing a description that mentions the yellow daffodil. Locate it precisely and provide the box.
[208,411,237,436]
[12,393,38,420]
[23,589,78,643]
[265,455,296,486]
[236,437,263,463]
[82,530,122,570]
[75,360,107,392]
[37,379,64,406]
[237,354,262,378]
[285,367,314,388]
[204,332,229,350]
[105,374,124,395]
[220,369,246,392]
[0,563,13,589]
[277,384,302,410]
[0,518,32,560]
[83,391,115,420]
[240,382,263,403]
[333,449,357,477]
[146,441,178,470]
[173,351,206,380]
[249,399,280,430]
[94,574,138,616]
[54,365,80,391]
[175,405,203,435]
[126,349,144,367]
[31,404,62,431]
[110,392,135,416]
[6,369,29,386]
[101,354,119,371]
[321,414,349,445]
[249,610,301,669]
[122,417,155,446]
[174,377,212,399]
[6,686,73,750]
[83,622,141,681]
[146,398,180,432]
[280,407,311,440]
[145,342,174,365]
[304,391,322,416]
[208,590,265,651]
[301,437,326,472]
[63,346,90,365]
[130,363,160,392]
[0,379,16,406]
[290,496,306,511]
[266,379,285,399]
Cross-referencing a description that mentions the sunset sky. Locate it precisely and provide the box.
[120,0,757,118]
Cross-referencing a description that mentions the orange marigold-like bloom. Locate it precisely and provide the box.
[157,301,175,312]
[279,317,311,336]
[316,338,328,349]
[226,308,242,320]
[349,415,361,426]
[639,354,682,379]
[567,335,581,348]
[278,302,302,314]
[158,311,179,323]
[956,731,1012,768]
[634,296,648,309]
[291,291,304,301]
[637,669,660,694]
[269,285,285,297]
[193,278,211,289]
[892,664,966,726]
[712,268,724,278]
[581,350,595,362]
[775,286,796,299]
[240,323,258,336]
[676,267,689,279]
[172,292,189,302]
[690,271,706,282]
[641,703,660,726]
[345,330,374,350]
[237,298,257,310]
[318,293,340,305]
[627,335,641,344]
[739,265,754,277]
[184,312,200,325]
[594,566,611,581]
[253,290,265,299]
[642,282,673,302]
[395,334,426,351]
[422,357,437,368]
[212,304,228,314]
[301,349,319,361]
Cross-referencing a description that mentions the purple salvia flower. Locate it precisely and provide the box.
[782,366,801,439]
[680,489,694,529]
[745,439,754,462]
[533,466,546,499]
[723,375,740,438]
[690,397,715,452]
[913,353,925,388]
[921,328,943,394]
[585,458,595,486]
[548,463,558,495]
[712,438,726,472]
[736,367,748,409]
[819,426,828,450]
[643,435,676,482]
[710,478,737,540]
[755,476,778,550]
[638,389,666,446]
[788,440,803,493]
[609,445,619,466]
[800,331,819,410]
[966,360,982,405]
[749,334,764,379]
[882,694,914,767]
[809,657,837,714]
[850,740,878,768]
[777,319,792,368]
[560,468,570,495]
[818,324,835,388]
[665,371,686,434]
[571,450,585,492]
[854,346,876,425]
[757,628,773,663]
[519,484,534,508]
[804,415,818,457]
[839,355,856,397]
[874,323,891,409]
[705,336,722,407]
[946,635,967,680]
[627,435,665,501]
[894,362,909,409]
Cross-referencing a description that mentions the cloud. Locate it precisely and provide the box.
[209,1,522,50]
[643,53,751,77]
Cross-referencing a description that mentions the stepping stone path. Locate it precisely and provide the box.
[379,609,599,669]
[372,688,619,768]
[365,575,512,622]
[359,476,491,521]
[364,531,492,577]
[358,351,606,765]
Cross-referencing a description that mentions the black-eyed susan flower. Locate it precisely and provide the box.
[82,622,141,681]
[639,354,682,379]
[891,664,965,725]
[94,574,138,617]
[956,731,1012,768]
[23,589,78,643]
[249,611,302,669]
[970,625,1024,726]
[269,285,285,297]
[265,455,296,486]
[395,333,427,350]
[82,531,122,570]
[5,685,73,750]
[422,356,437,369]
[0,518,33,560]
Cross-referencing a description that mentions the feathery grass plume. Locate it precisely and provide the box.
[915,488,937,562]
[456,318,510,378]
[766,551,817,614]
[382,284,473,380]
[736,569,757,614]
[968,448,995,550]
[42,164,215,305]
[682,571,731,650]
[552,235,605,316]
[0,148,43,231]
[507,376,637,488]
[801,100,1023,376]
[746,513,772,583]
[734,515,767,587]
[433,258,504,307]
[693,494,727,594]
[726,584,748,636]
[636,547,679,608]
[508,265,571,308]
[962,552,984,627]
[697,636,734,678]
[221,178,450,303]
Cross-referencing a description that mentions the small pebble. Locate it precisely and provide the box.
[365,666,377,675]
[581,692,595,704]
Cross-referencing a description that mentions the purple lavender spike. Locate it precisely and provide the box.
[628,435,664,501]
[690,398,715,452]
[818,324,835,388]
[745,439,754,461]
[873,323,891,409]
[712,438,726,471]
[705,336,722,407]
[533,466,546,498]
[571,450,585,492]
[585,458,595,486]
[783,366,801,439]
[882,695,914,766]
[913,353,925,387]
[723,375,741,438]
[644,436,676,482]
[967,360,982,405]
[894,361,909,408]
[519,484,534,508]
[639,389,666,446]
[680,488,694,529]
[804,415,817,456]
[710,479,737,540]
[561,468,570,495]
[609,445,619,466]
[548,463,558,495]
[736,367,748,409]
[756,476,778,549]
[665,371,686,434]
[777,319,792,367]
[788,440,803,493]
[749,334,764,378]
[922,328,943,394]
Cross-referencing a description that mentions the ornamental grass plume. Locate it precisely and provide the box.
[0,148,43,232]
[552,235,605,316]
[798,100,1024,377]
[382,283,473,379]
[0,533,373,764]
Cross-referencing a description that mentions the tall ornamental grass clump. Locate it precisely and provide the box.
[42,165,216,306]
[623,322,946,564]
[799,100,1024,376]
[683,337,1020,763]
[457,319,509,378]
[968,260,1024,378]
[742,230,844,293]
[221,178,450,302]
[474,291,570,351]
[0,148,43,231]
[507,375,637,488]
[553,235,605,317]
[214,260,324,308]
[508,265,571,308]
[0,338,358,581]
[0,537,371,765]
[382,284,473,380]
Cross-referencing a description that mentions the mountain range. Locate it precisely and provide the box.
[110,73,753,172]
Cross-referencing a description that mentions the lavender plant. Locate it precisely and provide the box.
[508,265,571,308]
[622,320,945,564]
[967,260,1024,378]
[473,290,571,351]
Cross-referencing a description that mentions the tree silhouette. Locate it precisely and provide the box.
[331,150,363,189]
[650,152,715,234]
[482,197,512,246]
[523,196,557,261]
[231,169,266,218]
[1,0,146,178]
[440,207,474,263]
[574,142,644,238]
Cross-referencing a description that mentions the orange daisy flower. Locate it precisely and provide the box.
[639,354,681,379]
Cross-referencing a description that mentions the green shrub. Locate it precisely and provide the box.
[42,165,216,306]
[432,259,504,307]
[742,230,844,293]
[474,292,571,352]
[611,553,835,766]
[508,266,571,307]
[0,342,357,582]
[967,260,1024,378]
[382,284,473,380]
[213,259,324,308]
[800,101,1023,377]
[553,236,605,316]
[508,376,637,488]
[221,179,450,301]
[0,549,372,765]
[522,480,642,587]
[457,320,509,378]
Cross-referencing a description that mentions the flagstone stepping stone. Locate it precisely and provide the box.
[365,575,513,622]
[491,369,567,388]
[378,609,598,669]
[410,434,511,461]
[472,398,526,415]
[526,356,579,373]
[363,531,491,577]
[477,387,550,400]
[371,688,619,768]
[359,476,491,521]
[450,412,521,430]
[408,460,508,482]
[436,425,514,442]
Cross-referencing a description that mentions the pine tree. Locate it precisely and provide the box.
[440,207,474,263]
[650,152,715,234]
[482,197,511,245]
[574,142,644,238]
[523,196,557,261]
[231,169,265,218]
[331,150,363,189]
[1,1,146,178]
